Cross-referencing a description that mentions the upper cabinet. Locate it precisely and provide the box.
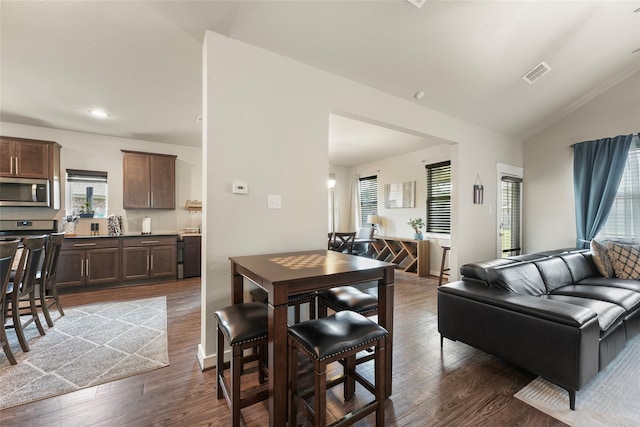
[122,150,176,209]
[0,136,59,179]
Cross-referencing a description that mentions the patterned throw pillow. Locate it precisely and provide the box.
[606,242,640,280]
[591,239,615,278]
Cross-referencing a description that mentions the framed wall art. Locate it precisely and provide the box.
[384,181,415,208]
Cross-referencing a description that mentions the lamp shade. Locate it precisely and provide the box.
[367,214,380,225]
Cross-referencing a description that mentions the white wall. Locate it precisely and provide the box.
[201,31,522,367]
[0,122,202,234]
[523,69,640,252]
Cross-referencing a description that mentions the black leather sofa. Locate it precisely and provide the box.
[437,248,640,409]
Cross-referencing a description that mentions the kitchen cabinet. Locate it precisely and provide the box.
[0,136,60,179]
[122,150,176,209]
[57,238,120,287]
[122,236,177,281]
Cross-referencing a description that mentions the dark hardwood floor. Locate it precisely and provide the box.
[0,272,566,426]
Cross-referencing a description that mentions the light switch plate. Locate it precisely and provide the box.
[268,195,281,209]
[232,182,248,194]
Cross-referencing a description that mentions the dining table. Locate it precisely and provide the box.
[229,249,395,427]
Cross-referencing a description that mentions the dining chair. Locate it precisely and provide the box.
[352,226,374,257]
[37,232,65,327]
[330,232,356,254]
[5,235,47,352]
[0,239,20,365]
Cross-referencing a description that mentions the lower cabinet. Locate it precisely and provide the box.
[57,235,177,290]
[57,239,120,287]
[122,236,177,281]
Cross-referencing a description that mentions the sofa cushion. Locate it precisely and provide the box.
[534,257,573,292]
[577,276,640,293]
[486,262,547,296]
[460,258,518,284]
[590,239,615,277]
[543,294,626,337]
[606,242,640,280]
[560,252,597,283]
[549,284,640,313]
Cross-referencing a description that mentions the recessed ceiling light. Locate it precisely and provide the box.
[414,90,425,100]
[89,109,109,118]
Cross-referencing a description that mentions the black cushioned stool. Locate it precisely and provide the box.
[288,310,388,427]
[214,302,269,427]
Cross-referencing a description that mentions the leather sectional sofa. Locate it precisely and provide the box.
[437,248,640,409]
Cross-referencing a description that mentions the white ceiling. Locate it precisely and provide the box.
[1,1,639,167]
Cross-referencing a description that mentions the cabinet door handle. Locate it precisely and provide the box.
[15,157,19,175]
[74,243,97,247]
[151,192,154,208]
[141,240,159,244]
[81,259,84,277]
[150,254,154,271]
[10,157,13,175]
[148,192,151,207]
[86,258,90,276]
[147,254,150,271]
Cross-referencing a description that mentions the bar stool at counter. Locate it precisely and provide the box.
[214,302,269,427]
[37,232,65,327]
[288,310,388,427]
[0,239,20,365]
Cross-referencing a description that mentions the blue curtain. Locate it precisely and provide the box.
[573,134,633,248]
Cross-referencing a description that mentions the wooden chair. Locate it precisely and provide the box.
[329,232,356,254]
[37,232,65,327]
[5,235,47,352]
[0,239,20,365]
[352,226,374,257]
[439,245,451,286]
[288,310,387,426]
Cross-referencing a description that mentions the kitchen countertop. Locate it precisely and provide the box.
[63,232,181,239]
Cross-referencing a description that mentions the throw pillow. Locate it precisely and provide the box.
[606,242,640,280]
[591,239,614,278]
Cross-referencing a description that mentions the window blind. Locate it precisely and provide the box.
[359,176,378,226]
[425,161,451,233]
[501,176,522,256]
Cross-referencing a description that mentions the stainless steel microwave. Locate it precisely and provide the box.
[0,177,50,207]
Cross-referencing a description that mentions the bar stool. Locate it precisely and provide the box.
[1,239,20,365]
[249,286,316,324]
[438,245,450,286]
[214,302,269,427]
[288,310,388,427]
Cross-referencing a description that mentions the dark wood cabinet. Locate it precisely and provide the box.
[57,239,120,287]
[122,236,177,281]
[0,136,61,208]
[122,150,176,209]
[182,235,201,278]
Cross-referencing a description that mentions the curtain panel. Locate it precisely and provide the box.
[573,134,633,248]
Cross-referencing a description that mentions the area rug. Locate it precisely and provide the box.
[515,335,640,426]
[0,296,169,410]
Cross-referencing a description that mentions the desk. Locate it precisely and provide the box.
[229,249,395,427]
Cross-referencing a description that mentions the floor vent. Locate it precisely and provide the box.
[522,61,551,84]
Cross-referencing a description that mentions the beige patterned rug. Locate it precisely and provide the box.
[515,335,640,426]
[0,296,169,410]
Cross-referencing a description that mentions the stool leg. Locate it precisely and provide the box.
[217,327,225,399]
[294,304,301,324]
[309,297,316,320]
[289,340,299,426]
[438,248,448,286]
[375,340,386,427]
[314,359,327,427]
[344,353,356,400]
[231,346,242,427]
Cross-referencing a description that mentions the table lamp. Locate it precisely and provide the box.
[367,214,380,234]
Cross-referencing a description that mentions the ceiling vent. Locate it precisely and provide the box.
[522,61,551,84]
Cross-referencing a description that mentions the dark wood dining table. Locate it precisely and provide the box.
[229,249,395,427]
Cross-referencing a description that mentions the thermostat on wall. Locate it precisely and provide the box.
[232,182,248,194]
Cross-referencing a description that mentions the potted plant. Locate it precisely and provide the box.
[79,202,94,218]
[407,218,424,240]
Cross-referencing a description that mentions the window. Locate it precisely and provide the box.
[500,176,523,257]
[598,136,640,242]
[425,161,451,234]
[66,169,108,218]
[359,176,378,226]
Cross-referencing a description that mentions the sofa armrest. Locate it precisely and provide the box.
[438,280,600,392]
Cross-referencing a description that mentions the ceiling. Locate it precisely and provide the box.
[1,1,639,167]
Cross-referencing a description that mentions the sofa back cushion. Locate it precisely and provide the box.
[534,257,574,292]
[460,258,518,285]
[486,262,547,296]
[560,253,597,283]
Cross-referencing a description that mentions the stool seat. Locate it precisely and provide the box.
[317,286,377,315]
[214,302,267,345]
[289,310,386,360]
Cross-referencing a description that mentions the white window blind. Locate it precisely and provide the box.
[359,176,378,226]
[500,176,523,256]
[425,161,451,234]
[598,136,640,242]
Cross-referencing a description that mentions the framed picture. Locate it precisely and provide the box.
[384,181,415,208]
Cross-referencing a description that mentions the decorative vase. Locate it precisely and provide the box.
[414,232,423,240]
